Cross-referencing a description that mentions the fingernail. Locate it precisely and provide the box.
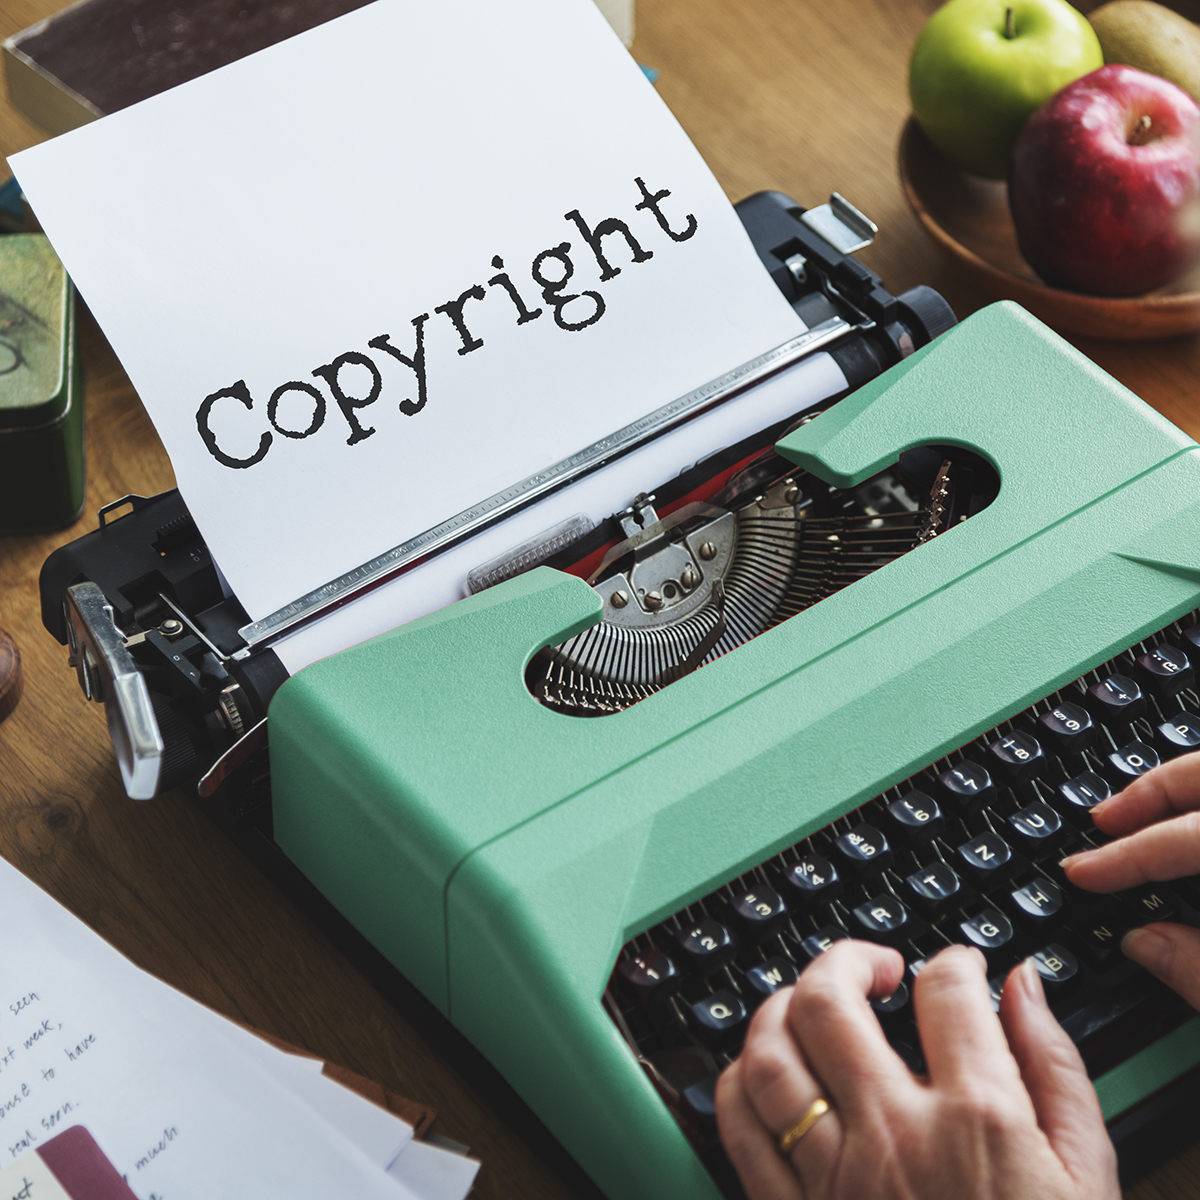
[1089,799,1110,818]
[1123,927,1170,972]
[1020,958,1048,1006]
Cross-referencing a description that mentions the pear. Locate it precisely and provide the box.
[1089,0,1200,104]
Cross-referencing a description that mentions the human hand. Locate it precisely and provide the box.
[715,940,1117,1200]
[1063,750,1200,1006]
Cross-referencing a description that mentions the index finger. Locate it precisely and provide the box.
[912,945,1026,1094]
[1090,751,1200,836]
[785,939,914,1119]
[1063,810,1200,892]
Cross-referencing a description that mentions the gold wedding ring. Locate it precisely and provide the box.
[778,1097,831,1155]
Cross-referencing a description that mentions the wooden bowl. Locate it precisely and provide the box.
[898,117,1200,341]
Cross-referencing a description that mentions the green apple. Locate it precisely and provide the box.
[910,0,1103,178]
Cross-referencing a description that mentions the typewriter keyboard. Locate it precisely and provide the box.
[603,611,1200,1196]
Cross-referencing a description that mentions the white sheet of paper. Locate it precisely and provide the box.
[0,855,418,1199]
[10,0,803,625]
[221,1031,414,1170]
[387,1137,480,1200]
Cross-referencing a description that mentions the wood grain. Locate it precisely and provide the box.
[0,627,20,723]
[0,1,1196,1198]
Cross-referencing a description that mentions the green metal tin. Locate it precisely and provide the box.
[0,234,82,534]
[270,302,1200,1200]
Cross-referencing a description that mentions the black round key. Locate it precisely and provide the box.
[680,1075,719,1129]
[832,823,892,875]
[797,924,847,961]
[956,831,1013,883]
[870,980,910,1017]
[743,956,800,998]
[935,760,996,808]
[616,948,680,1005]
[1030,944,1079,990]
[1105,740,1160,788]
[1037,702,1096,753]
[1083,673,1146,725]
[727,886,788,939]
[1068,903,1123,969]
[674,918,735,972]
[1058,770,1111,815]
[1182,623,1200,654]
[1008,877,1064,926]
[885,790,944,845]
[904,861,962,918]
[851,894,910,945]
[688,991,748,1049]
[1007,801,1063,855]
[1133,644,1194,699]
[1122,884,1177,924]
[959,908,1014,952]
[987,731,1046,785]
[780,854,841,908]
[1156,712,1200,760]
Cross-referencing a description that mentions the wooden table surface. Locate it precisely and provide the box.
[1,0,1198,1196]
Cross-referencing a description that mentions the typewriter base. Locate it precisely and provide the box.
[227,816,1199,1196]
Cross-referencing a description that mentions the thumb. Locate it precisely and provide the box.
[999,959,1119,1198]
[1123,922,1200,1009]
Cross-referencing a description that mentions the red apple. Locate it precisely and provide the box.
[1009,64,1200,295]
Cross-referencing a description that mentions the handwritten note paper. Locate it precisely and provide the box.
[10,0,803,626]
[0,856,419,1199]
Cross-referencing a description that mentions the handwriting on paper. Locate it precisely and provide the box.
[196,176,697,469]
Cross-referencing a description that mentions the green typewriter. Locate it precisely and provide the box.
[42,264,1200,1196]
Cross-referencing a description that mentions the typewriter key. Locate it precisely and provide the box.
[1104,740,1160,788]
[884,791,944,845]
[958,908,1014,954]
[1007,802,1063,855]
[1083,673,1146,724]
[688,991,748,1050]
[1058,771,1111,821]
[904,861,962,919]
[986,731,1047,786]
[1155,712,1200,759]
[1121,885,1178,924]
[1067,903,1123,970]
[851,895,910,946]
[1030,945,1080,993]
[674,918,736,973]
[726,885,788,939]
[779,854,841,908]
[832,823,892,876]
[935,760,996,809]
[1133,644,1193,699]
[1008,878,1065,929]
[796,925,847,961]
[743,957,799,998]
[617,948,680,1007]
[1037,702,1096,754]
[679,1076,720,1131]
[956,832,1014,884]
[870,981,910,1018]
